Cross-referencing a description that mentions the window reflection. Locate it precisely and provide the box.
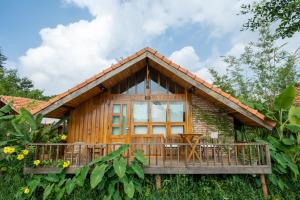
[133,102,148,122]
[113,104,120,114]
[170,102,185,122]
[153,126,166,136]
[111,67,185,94]
[112,127,119,135]
[121,105,127,135]
[134,126,147,134]
[151,102,167,122]
[159,74,168,94]
[171,125,184,134]
[150,69,159,94]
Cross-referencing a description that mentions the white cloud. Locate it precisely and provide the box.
[19,0,249,95]
[168,43,249,83]
[169,46,218,83]
[169,46,201,72]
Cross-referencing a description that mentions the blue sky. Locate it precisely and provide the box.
[0,0,298,95]
[0,0,91,61]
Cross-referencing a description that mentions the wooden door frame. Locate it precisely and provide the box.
[108,100,131,144]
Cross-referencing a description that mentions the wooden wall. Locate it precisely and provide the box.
[67,92,110,143]
[67,91,193,144]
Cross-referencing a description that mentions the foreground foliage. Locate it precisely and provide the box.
[15,145,146,200]
[0,103,146,199]
[1,174,300,200]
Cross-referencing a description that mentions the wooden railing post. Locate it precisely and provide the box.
[260,174,269,198]
[155,174,161,190]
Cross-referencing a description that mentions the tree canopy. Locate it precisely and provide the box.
[209,25,299,108]
[241,0,300,38]
[0,48,49,100]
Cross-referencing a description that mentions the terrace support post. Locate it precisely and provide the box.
[260,174,269,198]
[155,174,161,190]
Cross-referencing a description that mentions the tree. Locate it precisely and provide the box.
[209,25,299,109]
[0,48,7,69]
[0,47,48,100]
[241,0,300,38]
[0,48,7,79]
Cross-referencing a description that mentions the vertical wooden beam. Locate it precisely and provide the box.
[260,174,269,198]
[155,174,161,190]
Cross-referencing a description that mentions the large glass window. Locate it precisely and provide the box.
[132,101,185,135]
[133,102,148,122]
[171,125,184,134]
[152,126,166,135]
[169,102,185,122]
[151,102,167,122]
[134,126,148,134]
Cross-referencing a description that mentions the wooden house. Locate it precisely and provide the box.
[24,48,275,177]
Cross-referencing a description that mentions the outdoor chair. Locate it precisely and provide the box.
[64,142,86,165]
[201,131,220,160]
[163,136,182,162]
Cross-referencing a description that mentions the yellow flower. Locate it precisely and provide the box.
[23,187,30,194]
[33,160,40,166]
[3,146,15,154]
[63,161,70,168]
[61,134,67,141]
[17,154,24,160]
[22,149,29,156]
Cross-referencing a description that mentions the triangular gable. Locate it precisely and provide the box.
[31,47,275,130]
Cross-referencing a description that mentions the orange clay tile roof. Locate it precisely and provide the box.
[31,47,275,128]
[0,95,46,113]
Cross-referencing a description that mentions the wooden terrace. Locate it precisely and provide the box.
[24,142,271,175]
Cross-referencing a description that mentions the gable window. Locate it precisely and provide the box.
[111,67,184,95]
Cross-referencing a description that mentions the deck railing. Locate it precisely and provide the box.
[24,142,271,174]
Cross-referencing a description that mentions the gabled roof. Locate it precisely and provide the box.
[31,47,275,130]
[0,95,46,114]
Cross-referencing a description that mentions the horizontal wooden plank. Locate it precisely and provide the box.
[143,166,272,174]
[24,165,271,175]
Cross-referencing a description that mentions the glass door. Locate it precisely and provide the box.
[110,102,130,143]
